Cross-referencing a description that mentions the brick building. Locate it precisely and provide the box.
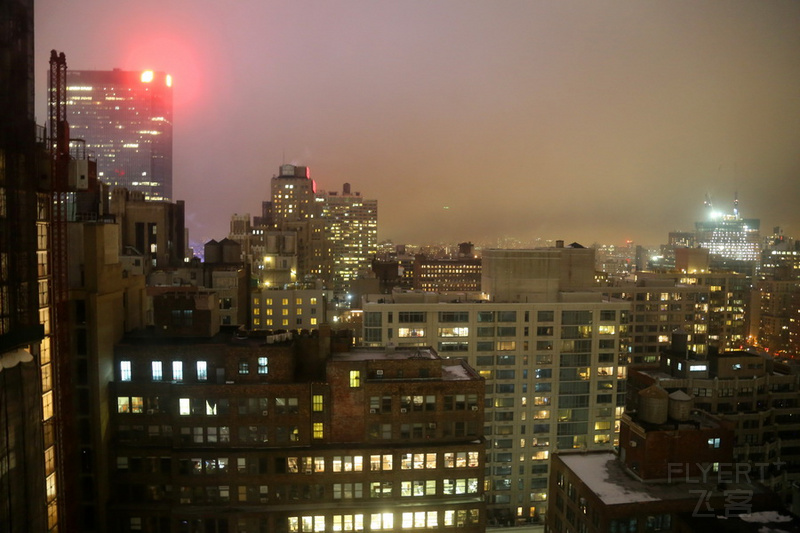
[107,295,486,532]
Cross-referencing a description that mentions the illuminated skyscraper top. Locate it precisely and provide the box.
[66,69,173,201]
[695,194,760,264]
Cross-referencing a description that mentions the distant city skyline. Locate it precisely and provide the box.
[35,1,800,246]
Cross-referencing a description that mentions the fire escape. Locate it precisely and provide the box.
[48,49,76,533]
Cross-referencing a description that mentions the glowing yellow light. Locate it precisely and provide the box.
[141,71,154,83]
[166,74,172,87]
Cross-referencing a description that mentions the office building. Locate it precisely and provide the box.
[107,301,486,532]
[695,196,761,273]
[66,68,173,201]
[413,254,482,292]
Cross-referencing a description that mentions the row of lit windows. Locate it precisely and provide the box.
[253,317,318,327]
[382,326,617,341]
[288,509,480,531]
[253,297,319,306]
[116,394,321,416]
[119,358,268,382]
[253,307,318,316]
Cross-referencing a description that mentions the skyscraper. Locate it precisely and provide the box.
[317,183,378,289]
[1,2,58,530]
[264,165,378,288]
[66,68,173,201]
[695,195,760,272]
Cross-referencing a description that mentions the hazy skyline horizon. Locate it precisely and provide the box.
[35,1,800,248]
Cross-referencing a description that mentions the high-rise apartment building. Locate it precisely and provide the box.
[66,68,173,201]
[317,183,378,289]
[267,164,326,282]
[261,165,378,290]
[591,278,711,363]
[636,270,749,351]
[362,243,628,525]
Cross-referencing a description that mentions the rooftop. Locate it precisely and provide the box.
[559,451,770,506]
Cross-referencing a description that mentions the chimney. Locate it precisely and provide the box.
[343,183,351,195]
[556,240,564,248]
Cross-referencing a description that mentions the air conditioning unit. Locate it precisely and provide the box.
[428,423,437,429]
[262,410,269,416]
[629,441,637,448]
[471,406,479,411]
[376,369,384,376]
[369,408,377,414]
[400,408,407,413]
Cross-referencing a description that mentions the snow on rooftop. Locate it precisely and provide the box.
[738,511,794,524]
[560,453,660,505]
[442,363,472,380]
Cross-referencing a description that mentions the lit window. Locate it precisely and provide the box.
[239,360,249,374]
[196,361,207,381]
[172,361,183,381]
[349,370,361,388]
[120,361,132,381]
[312,394,324,412]
[152,361,163,381]
[258,357,269,374]
[117,396,130,413]
[179,398,191,415]
[708,437,721,449]
[313,422,324,439]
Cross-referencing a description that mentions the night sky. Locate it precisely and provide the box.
[35,1,800,248]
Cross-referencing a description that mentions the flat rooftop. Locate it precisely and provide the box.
[559,452,770,506]
[332,347,478,381]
